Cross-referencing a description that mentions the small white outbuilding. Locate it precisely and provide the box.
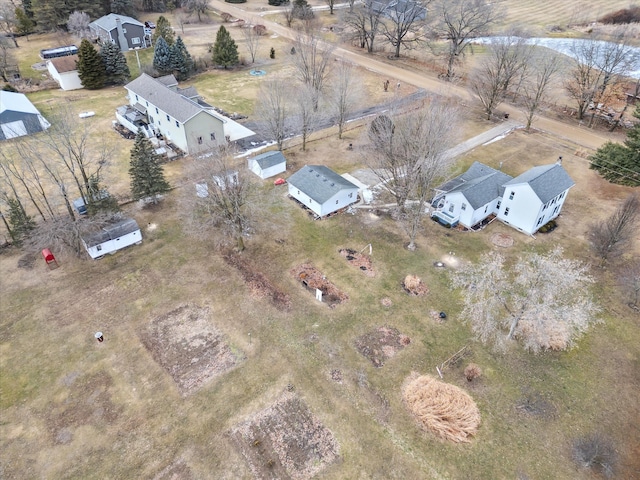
[82,217,142,259]
[248,150,287,179]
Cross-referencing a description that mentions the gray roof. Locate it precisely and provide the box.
[252,150,286,169]
[83,218,140,248]
[504,163,575,204]
[156,74,178,87]
[89,13,144,32]
[437,161,503,192]
[125,73,210,124]
[288,165,358,204]
[448,170,513,209]
[0,91,50,140]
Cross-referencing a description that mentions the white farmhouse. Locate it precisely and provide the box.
[248,150,286,179]
[497,163,575,235]
[432,160,574,235]
[287,165,359,218]
[82,217,142,259]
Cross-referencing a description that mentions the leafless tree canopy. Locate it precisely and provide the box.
[293,83,324,151]
[452,247,600,353]
[520,50,562,131]
[254,77,291,150]
[329,61,361,139]
[241,20,261,63]
[617,258,640,308]
[67,11,91,39]
[380,0,429,58]
[590,193,639,263]
[183,146,254,252]
[0,1,19,48]
[432,0,500,79]
[366,99,460,249]
[290,32,334,100]
[342,0,383,53]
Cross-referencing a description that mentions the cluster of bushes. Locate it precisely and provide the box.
[600,7,640,24]
[538,219,557,233]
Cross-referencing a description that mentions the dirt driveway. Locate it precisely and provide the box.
[209,0,619,152]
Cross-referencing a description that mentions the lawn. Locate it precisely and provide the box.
[1,2,639,478]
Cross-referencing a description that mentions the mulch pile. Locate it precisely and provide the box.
[403,274,429,296]
[290,263,349,306]
[338,248,375,277]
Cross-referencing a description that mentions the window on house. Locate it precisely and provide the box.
[336,200,339,204]
[551,198,556,205]
[175,121,179,128]
[509,191,515,200]
[542,203,547,211]
[155,107,158,114]
[553,205,559,214]
[297,190,300,194]
[484,205,488,213]
[197,136,203,144]
[210,133,215,141]
[135,94,139,102]
[131,37,140,44]
[504,207,510,216]
[97,245,102,251]
[149,116,154,123]
[123,28,127,33]
[448,204,454,213]
[166,114,170,122]
[537,217,544,226]
[461,203,467,211]
[145,101,148,107]
[496,201,501,210]
[348,193,353,198]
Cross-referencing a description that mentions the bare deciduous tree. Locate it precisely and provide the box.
[565,29,640,121]
[293,83,323,151]
[380,0,429,58]
[451,247,600,353]
[283,2,296,28]
[241,20,261,63]
[590,193,639,264]
[185,0,210,22]
[290,32,334,104]
[184,145,253,252]
[343,1,383,53]
[432,0,500,80]
[366,99,460,249]
[325,0,336,15]
[67,11,91,39]
[254,77,290,150]
[520,51,562,131]
[330,61,360,139]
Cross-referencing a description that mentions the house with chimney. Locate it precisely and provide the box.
[431,160,575,235]
[89,14,151,52]
[116,74,254,155]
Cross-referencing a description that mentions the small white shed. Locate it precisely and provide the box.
[248,150,287,179]
[47,55,83,91]
[287,165,359,217]
[82,217,142,259]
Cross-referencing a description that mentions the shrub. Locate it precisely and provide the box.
[572,434,617,478]
[220,12,232,22]
[464,364,482,382]
[402,374,481,443]
[600,7,640,24]
[254,24,267,36]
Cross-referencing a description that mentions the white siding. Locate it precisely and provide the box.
[497,185,542,234]
[287,185,358,217]
[84,230,142,259]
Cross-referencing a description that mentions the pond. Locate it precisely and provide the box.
[474,37,640,79]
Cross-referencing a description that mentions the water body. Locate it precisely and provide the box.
[475,37,640,79]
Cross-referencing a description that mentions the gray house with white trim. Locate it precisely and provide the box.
[117,74,254,155]
[287,165,359,217]
[248,151,287,179]
[89,14,150,52]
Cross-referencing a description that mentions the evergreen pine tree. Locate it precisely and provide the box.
[590,106,640,186]
[100,41,130,85]
[129,130,171,203]
[153,15,174,45]
[169,36,194,80]
[212,25,238,69]
[153,36,172,75]
[6,197,35,246]
[15,8,35,37]
[77,39,106,89]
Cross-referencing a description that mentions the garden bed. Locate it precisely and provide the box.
[290,263,348,307]
[355,326,411,367]
[338,248,375,277]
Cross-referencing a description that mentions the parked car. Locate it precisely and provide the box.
[145,21,156,29]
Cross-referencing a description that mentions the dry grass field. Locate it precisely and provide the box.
[2,1,640,479]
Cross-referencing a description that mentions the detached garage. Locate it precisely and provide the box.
[287,165,359,218]
[248,150,287,179]
[82,217,142,259]
[0,91,51,141]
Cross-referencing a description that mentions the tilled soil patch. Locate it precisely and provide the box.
[338,248,375,277]
[355,326,411,368]
[139,305,240,396]
[223,251,291,310]
[228,392,340,480]
[290,264,348,307]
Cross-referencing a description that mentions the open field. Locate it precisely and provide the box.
[2,1,640,478]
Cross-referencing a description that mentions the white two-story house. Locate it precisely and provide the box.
[117,74,254,155]
[432,161,574,235]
